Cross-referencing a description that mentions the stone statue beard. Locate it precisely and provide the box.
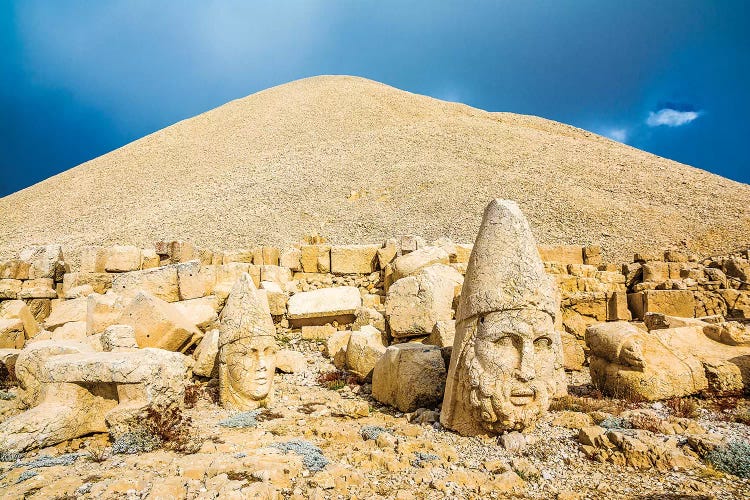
[460,328,550,433]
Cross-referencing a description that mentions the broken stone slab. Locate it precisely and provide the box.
[0,279,22,299]
[0,348,20,384]
[275,349,306,373]
[287,286,362,326]
[119,291,202,352]
[100,325,138,352]
[104,246,143,272]
[352,306,386,332]
[372,342,446,412]
[176,260,216,300]
[14,340,95,408]
[345,325,387,381]
[173,296,220,331]
[325,330,351,370]
[386,264,463,339]
[18,278,58,299]
[260,281,288,316]
[0,319,25,349]
[388,246,450,287]
[45,298,88,330]
[0,348,191,452]
[330,245,380,274]
[51,321,87,341]
[192,328,219,378]
[279,247,302,271]
[86,292,127,335]
[426,320,456,348]
[301,325,336,340]
[19,244,66,280]
[0,300,41,339]
[0,259,30,280]
[110,264,180,303]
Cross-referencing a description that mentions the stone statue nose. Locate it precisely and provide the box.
[517,343,536,382]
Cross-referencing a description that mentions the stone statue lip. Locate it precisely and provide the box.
[509,387,536,406]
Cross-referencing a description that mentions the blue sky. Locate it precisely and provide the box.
[1,1,748,196]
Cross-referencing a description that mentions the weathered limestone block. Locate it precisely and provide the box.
[214,263,261,299]
[218,274,278,410]
[372,343,446,412]
[399,234,426,254]
[141,248,160,269]
[0,259,30,280]
[330,245,380,274]
[693,291,728,317]
[252,246,279,266]
[703,321,750,346]
[607,291,631,321]
[560,331,585,371]
[352,306,386,332]
[427,320,456,348]
[260,281,288,316]
[45,298,88,330]
[386,264,463,339]
[100,325,138,352]
[643,290,695,318]
[346,325,386,380]
[432,236,458,262]
[300,244,331,273]
[287,286,362,326]
[104,246,142,272]
[442,200,566,436]
[155,240,195,264]
[0,279,22,299]
[301,325,336,340]
[0,300,40,339]
[723,257,750,283]
[538,245,584,265]
[119,291,202,352]
[0,349,20,384]
[389,246,450,285]
[260,265,293,287]
[192,328,219,377]
[173,296,220,331]
[583,245,602,266]
[221,249,256,264]
[454,244,473,264]
[377,239,399,269]
[586,322,708,400]
[51,321,87,341]
[19,244,65,280]
[62,272,113,298]
[279,247,302,271]
[325,330,351,369]
[275,349,306,373]
[14,340,95,408]
[111,265,180,302]
[719,289,750,319]
[27,299,51,323]
[80,246,107,272]
[0,348,190,452]
[18,278,58,299]
[176,260,216,300]
[0,319,25,348]
[86,292,127,335]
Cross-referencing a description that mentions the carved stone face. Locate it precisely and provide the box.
[461,308,562,432]
[221,335,278,408]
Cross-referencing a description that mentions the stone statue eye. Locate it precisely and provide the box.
[534,337,552,349]
[494,336,513,346]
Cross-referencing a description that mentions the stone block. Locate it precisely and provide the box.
[372,343,446,412]
[0,300,40,339]
[377,239,399,269]
[101,325,138,352]
[221,249,256,264]
[537,245,583,265]
[62,272,112,298]
[51,321,87,341]
[454,244,473,263]
[325,330,351,369]
[0,260,30,280]
[111,265,180,302]
[642,290,695,318]
[0,279,22,299]
[279,247,302,271]
[301,325,336,340]
[86,292,127,335]
[260,265,293,286]
[46,298,88,330]
[287,286,361,326]
[0,319,25,349]
[19,278,58,299]
[80,246,107,273]
[426,320,456,348]
[119,291,202,352]
[607,292,631,321]
[104,246,142,272]
[192,328,219,377]
[583,246,602,266]
[346,325,386,380]
[275,349,306,373]
[719,289,750,320]
[352,306,386,332]
[390,246,450,284]
[330,245,380,274]
[173,296,220,331]
[386,264,463,339]
[560,331,585,371]
[141,249,160,269]
[260,281,288,316]
[176,260,216,300]
[19,244,65,280]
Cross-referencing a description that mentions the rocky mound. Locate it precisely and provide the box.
[1,75,748,261]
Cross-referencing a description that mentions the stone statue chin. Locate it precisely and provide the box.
[459,308,563,433]
[220,334,278,409]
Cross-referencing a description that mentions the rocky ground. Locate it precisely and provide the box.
[0,340,748,499]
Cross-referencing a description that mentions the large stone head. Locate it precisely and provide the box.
[219,273,278,410]
[441,199,565,435]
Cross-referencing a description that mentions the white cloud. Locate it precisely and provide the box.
[606,128,628,142]
[646,108,701,127]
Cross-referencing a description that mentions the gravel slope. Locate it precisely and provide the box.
[1,75,748,262]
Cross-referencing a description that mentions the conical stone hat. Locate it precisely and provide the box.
[218,273,275,348]
[455,199,558,322]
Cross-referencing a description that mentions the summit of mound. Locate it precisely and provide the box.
[1,75,748,262]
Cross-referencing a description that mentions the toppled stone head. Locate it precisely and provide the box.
[219,273,278,409]
[441,199,565,435]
